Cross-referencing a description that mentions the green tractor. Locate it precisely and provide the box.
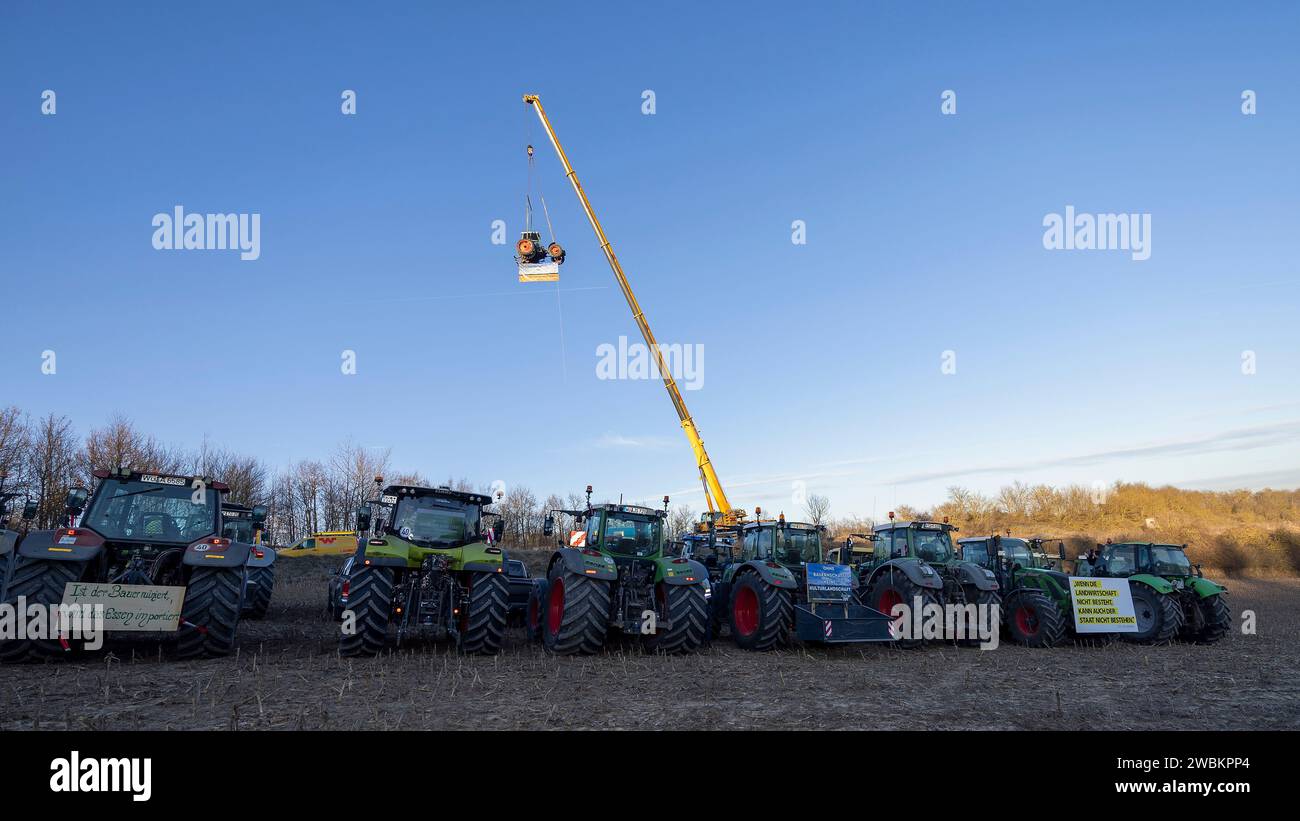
[957,534,1106,647]
[706,512,895,651]
[1074,541,1230,645]
[526,487,709,654]
[855,516,1000,645]
[339,480,510,657]
[221,502,276,619]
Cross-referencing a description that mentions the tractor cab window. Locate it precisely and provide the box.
[1102,545,1137,575]
[602,515,661,557]
[392,496,480,547]
[885,528,907,558]
[585,514,601,547]
[962,541,989,567]
[83,479,218,543]
[223,518,254,543]
[1001,539,1032,567]
[775,528,820,564]
[1149,545,1192,575]
[756,528,774,560]
[742,530,758,560]
[912,528,954,563]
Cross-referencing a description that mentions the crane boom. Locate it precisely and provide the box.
[523,94,743,526]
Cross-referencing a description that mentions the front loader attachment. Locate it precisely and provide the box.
[794,601,897,643]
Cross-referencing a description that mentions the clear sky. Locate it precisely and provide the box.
[2,1,1297,519]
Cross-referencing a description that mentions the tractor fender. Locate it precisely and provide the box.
[0,529,16,558]
[656,557,708,586]
[865,559,943,591]
[1128,574,1176,596]
[244,544,276,568]
[952,560,999,591]
[550,547,618,581]
[18,528,106,563]
[1189,577,1227,598]
[460,541,506,574]
[182,538,253,568]
[733,560,799,590]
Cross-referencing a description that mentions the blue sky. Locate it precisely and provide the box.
[2,1,1297,519]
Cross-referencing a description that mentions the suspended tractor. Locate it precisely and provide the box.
[1074,542,1230,645]
[525,488,709,654]
[0,468,268,661]
[957,534,1108,647]
[221,502,276,619]
[706,512,895,651]
[339,481,510,657]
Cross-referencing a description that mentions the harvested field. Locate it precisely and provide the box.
[1,555,1295,731]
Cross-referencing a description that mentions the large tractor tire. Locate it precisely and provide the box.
[1186,593,1231,645]
[457,571,509,655]
[0,557,86,662]
[542,564,610,655]
[175,566,245,659]
[865,568,938,650]
[1004,590,1067,648]
[525,579,547,643]
[728,573,792,652]
[1124,583,1183,645]
[338,565,395,657]
[644,583,709,654]
[243,565,274,620]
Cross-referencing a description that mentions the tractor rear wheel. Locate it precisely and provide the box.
[244,565,274,619]
[175,566,245,659]
[728,573,792,651]
[644,583,709,654]
[1188,593,1231,644]
[542,564,610,655]
[525,579,547,643]
[865,569,937,649]
[0,557,87,662]
[1124,583,1183,645]
[457,571,509,655]
[338,565,395,657]
[1004,590,1067,648]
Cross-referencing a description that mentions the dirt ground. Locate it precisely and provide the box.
[1,555,1296,731]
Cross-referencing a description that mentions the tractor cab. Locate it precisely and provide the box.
[873,519,959,563]
[827,533,879,566]
[80,468,226,549]
[363,484,495,550]
[958,534,1046,571]
[1081,542,1200,580]
[544,502,666,559]
[221,502,269,545]
[740,515,824,568]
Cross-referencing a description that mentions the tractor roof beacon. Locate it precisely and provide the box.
[0,468,267,662]
[1075,541,1230,645]
[339,478,511,657]
[860,517,1001,647]
[222,502,277,620]
[707,513,895,651]
[525,486,710,654]
[958,535,1094,648]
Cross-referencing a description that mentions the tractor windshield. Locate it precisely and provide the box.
[1150,545,1193,575]
[602,515,661,557]
[83,479,219,543]
[912,528,955,563]
[392,496,480,546]
[223,517,254,543]
[775,528,821,564]
[1001,539,1033,566]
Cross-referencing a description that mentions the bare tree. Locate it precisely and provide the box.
[668,503,697,541]
[26,413,79,528]
[804,493,831,527]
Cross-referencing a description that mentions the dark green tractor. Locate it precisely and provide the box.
[707,513,895,651]
[859,517,1000,645]
[957,534,1105,647]
[526,487,709,654]
[0,490,39,599]
[1075,542,1230,645]
[339,481,510,657]
[221,503,276,619]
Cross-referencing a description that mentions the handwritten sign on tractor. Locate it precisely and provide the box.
[61,582,187,631]
[1068,577,1137,633]
[806,563,853,603]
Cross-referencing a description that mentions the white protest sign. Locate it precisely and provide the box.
[61,582,187,631]
[1068,577,1138,632]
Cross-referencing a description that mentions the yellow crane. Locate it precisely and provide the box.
[523,93,746,528]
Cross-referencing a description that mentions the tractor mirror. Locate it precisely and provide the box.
[355,505,371,532]
[250,504,268,523]
[543,515,554,538]
[21,499,38,521]
[65,487,88,515]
